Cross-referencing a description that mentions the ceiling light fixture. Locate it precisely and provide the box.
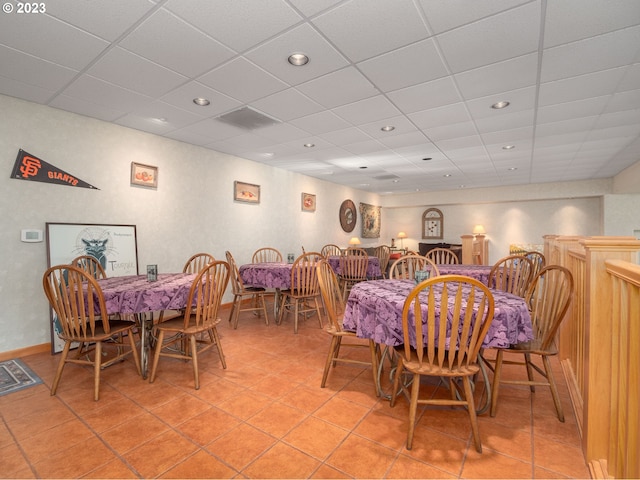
[303,143,315,148]
[502,145,515,150]
[359,166,368,169]
[443,174,452,177]
[381,125,395,132]
[491,101,510,109]
[193,97,210,106]
[422,157,432,161]
[508,167,518,171]
[288,53,309,66]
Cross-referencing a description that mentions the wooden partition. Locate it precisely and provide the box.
[545,235,640,479]
[461,234,488,265]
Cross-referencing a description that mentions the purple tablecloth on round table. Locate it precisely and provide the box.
[436,264,493,285]
[239,262,293,289]
[342,279,532,349]
[327,255,382,279]
[97,273,196,314]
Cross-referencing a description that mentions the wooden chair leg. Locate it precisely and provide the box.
[490,349,504,417]
[321,336,340,388]
[406,372,420,450]
[190,334,199,390]
[51,341,71,396]
[127,329,142,376]
[149,330,165,383]
[543,355,565,422]
[210,327,226,369]
[390,356,403,407]
[525,352,536,392]
[94,341,102,401]
[368,340,381,396]
[464,376,482,453]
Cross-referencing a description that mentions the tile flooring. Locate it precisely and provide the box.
[1,305,591,479]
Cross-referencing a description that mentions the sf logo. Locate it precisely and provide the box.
[20,156,41,178]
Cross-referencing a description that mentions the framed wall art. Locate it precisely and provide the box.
[234,181,260,203]
[130,162,158,188]
[422,208,444,239]
[359,202,381,238]
[46,222,139,353]
[302,193,316,212]
[339,199,356,232]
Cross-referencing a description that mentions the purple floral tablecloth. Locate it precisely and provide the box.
[327,255,382,279]
[239,262,293,289]
[343,279,532,349]
[97,273,196,314]
[436,264,493,285]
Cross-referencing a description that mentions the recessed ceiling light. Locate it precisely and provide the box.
[491,101,510,109]
[261,152,274,158]
[381,125,395,132]
[459,185,466,188]
[303,143,315,148]
[193,97,210,106]
[288,53,309,66]
[443,174,452,177]
[422,157,432,161]
[508,167,518,171]
[359,166,368,169]
[502,145,515,150]
[392,179,399,183]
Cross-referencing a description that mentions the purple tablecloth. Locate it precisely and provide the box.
[343,279,532,349]
[436,264,493,285]
[239,262,293,289]
[327,255,382,279]
[97,273,196,315]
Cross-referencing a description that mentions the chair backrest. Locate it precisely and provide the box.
[290,252,323,295]
[425,247,459,264]
[339,247,368,280]
[525,265,573,351]
[373,245,391,273]
[183,253,215,273]
[252,247,283,263]
[43,264,110,339]
[182,261,230,328]
[321,244,342,257]
[71,255,107,279]
[224,251,245,295]
[524,251,546,279]
[488,254,534,297]
[316,260,345,332]
[389,254,439,280]
[401,275,495,371]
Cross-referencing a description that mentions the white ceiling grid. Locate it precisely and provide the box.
[0,0,639,194]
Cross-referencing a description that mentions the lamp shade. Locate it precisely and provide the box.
[397,231,407,239]
[473,225,486,235]
[349,237,361,245]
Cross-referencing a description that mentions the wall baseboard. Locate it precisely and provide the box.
[0,343,50,361]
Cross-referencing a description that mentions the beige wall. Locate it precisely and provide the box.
[1,93,636,353]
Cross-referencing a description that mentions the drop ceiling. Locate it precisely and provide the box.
[1,0,639,194]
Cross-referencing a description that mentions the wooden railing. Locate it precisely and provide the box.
[545,235,640,479]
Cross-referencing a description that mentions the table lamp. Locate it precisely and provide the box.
[397,231,407,250]
[349,237,361,246]
[473,225,486,235]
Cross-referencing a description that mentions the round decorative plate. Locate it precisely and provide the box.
[339,199,356,232]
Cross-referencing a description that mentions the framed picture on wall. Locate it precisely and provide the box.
[234,181,260,203]
[130,162,158,188]
[301,193,316,212]
[359,202,381,238]
[45,223,139,353]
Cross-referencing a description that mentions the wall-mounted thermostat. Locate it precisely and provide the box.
[21,229,43,243]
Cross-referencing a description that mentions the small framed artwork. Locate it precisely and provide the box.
[301,193,316,212]
[131,162,158,188]
[234,181,260,203]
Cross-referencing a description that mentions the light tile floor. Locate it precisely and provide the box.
[1,305,591,479]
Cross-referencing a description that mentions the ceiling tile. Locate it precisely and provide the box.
[296,67,377,109]
[434,2,540,73]
[289,110,352,134]
[252,88,324,122]
[120,8,236,78]
[388,76,462,114]
[312,0,429,62]
[159,81,242,117]
[164,0,302,52]
[198,58,288,103]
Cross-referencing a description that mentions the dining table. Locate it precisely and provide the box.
[343,278,533,406]
[326,255,383,279]
[97,273,196,378]
[434,264,493,285]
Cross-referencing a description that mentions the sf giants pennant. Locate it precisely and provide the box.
[10,149,99,190]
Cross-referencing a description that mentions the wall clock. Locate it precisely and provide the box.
[422,208,443,239]
[339,199,356,233]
